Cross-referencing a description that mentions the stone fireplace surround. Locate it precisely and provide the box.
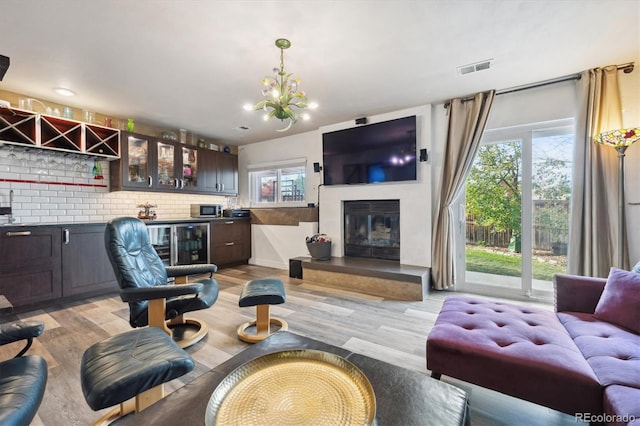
[319,182,431,268]
[307,179,431,300]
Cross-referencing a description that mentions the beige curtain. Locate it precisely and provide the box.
[432,90,495,290]
[569,65,627,276]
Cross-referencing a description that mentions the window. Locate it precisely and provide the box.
[453,80,576,302]
[248,159,306,206]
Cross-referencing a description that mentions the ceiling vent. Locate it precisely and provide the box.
[457,59,493,76]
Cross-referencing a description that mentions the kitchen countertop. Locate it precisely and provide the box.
[0,217,250,228]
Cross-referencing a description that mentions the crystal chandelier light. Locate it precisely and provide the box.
[246,38,317,132]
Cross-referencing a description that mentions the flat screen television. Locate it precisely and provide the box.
[322,115,417,186]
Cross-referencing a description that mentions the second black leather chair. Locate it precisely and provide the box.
[0,320,48,425]
[105,216,219,348]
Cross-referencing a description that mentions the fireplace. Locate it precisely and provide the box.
[343,200,400,261]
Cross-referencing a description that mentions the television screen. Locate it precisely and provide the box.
[322,115,417,186]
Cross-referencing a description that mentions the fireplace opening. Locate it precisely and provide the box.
[344,200,400,261]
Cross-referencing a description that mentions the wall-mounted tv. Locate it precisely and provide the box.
[322,115,417,186]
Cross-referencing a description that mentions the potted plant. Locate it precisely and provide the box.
[305,234,332,260]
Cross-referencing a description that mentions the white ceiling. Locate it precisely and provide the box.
[1,0,638,145]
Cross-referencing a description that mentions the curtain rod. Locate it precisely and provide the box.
[444,62,635,108]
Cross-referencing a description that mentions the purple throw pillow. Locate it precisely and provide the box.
[594,267,640,333]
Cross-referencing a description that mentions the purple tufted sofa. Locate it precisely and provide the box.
[426,273,640,424]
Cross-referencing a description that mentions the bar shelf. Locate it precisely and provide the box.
[40,115,83,151]
[0,107,119,159]
[86,123,119,157]
[0,108,37,146]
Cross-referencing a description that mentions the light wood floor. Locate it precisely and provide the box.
[1,264,584,425]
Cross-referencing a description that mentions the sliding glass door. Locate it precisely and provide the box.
[455,120,573,301]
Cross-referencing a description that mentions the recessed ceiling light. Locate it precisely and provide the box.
[242,103,253,111]
[54,87,76,96]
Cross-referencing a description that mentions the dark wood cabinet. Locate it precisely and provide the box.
[210,219,250,267]
[215,152,238,195]
[111,132,235,195]
[61,225,117,297]
[0,224,118,310]
[200,150,238,195]
[0,227,62,307]
[110,132,155,190]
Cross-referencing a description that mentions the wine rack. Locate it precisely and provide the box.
[0,108,37,146]
[40,115,83,151]
[85,123,119,156]
[0,107,119,159]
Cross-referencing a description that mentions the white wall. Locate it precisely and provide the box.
[319,106,432,267]
[251,222,317,269]
[240,105,433,269]
[237,130,323,267]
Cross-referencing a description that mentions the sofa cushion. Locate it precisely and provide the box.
[594,268,640,333]
[427,296,602,415]
[557,312,640,389]
[632,260,640,274]
[603,385,640,426]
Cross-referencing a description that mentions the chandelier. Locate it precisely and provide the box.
[247,38,317,132]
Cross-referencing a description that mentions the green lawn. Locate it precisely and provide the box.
[465,246,566,281]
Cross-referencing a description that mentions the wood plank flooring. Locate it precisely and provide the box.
[0,264,585,425]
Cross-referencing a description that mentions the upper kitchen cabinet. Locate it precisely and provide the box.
[110,132,153,190]
[200,149,238,195]
[111,131,236,195]
[111,132,198,192]
[181,145,199,191]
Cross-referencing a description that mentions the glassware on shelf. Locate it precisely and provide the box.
[73,155,88,177]
[34,151,48,175]
[46,151,60,168]
[92,159,103,179]
[19,98,32,111]
[6,145,17,162]
[83,110,95,124]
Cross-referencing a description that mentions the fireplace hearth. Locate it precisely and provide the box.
[344,200,400,261]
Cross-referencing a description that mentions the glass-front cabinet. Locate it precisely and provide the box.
[110,131,236,194]
[112,132,200,192]
[182,146,198,190]
[124,135,151,188]
[156,141,177,189]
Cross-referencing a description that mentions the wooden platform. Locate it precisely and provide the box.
[292,256,430,301]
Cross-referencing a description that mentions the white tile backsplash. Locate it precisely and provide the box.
[0,147,229,225]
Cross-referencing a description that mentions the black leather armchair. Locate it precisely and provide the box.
[105,216,219,348]
[0,320,47,425]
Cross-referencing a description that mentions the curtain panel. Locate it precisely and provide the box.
[431,90,495,290]
[569,65,627,277]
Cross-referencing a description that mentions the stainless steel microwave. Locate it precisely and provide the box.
[190,204,223,218]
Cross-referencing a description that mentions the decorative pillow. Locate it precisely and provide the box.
[594,267,640,333]
[632,260,640,274]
